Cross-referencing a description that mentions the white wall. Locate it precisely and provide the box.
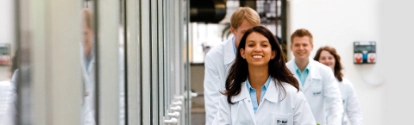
[0,0,15,44]
[288,0,384,124]
[380,0,414,124]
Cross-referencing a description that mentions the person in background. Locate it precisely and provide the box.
[81,8,96,125]
[286,28,343,125]
[213,26,315,125]
[314,46,363,125]
[203,7,261,125]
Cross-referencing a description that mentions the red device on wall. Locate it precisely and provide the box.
[354,41,376,64]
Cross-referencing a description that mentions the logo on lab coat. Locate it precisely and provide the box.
[277,119,288,125]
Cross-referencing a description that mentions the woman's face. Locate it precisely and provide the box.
[240,32,275,68]
[318,50,335,70]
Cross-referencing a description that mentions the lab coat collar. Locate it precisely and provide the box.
[80,43,95,75]
[232,81,249,102]
[287,59,321,91]
[231,79,280,103]
[223,36,236,65]
[307,60,322,79]
[236,81,256,123]
[262,79,280,103]
[231,79,281,124]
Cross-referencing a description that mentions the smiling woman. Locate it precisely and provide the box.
[212,26,316,125]
[240,32,275,68]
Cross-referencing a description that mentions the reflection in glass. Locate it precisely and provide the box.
[119,1,125,124]
[118,28,125,125]
[81,7,96,125]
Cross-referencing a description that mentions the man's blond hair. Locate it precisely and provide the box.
[290,28,313,44]
[230,7,260,29]
[83,8,94,31]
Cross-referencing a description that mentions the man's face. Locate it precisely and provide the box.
[290,36,313,60]
[83,21,93,58]
[231,19,254,48]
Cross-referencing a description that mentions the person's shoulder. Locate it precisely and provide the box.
[205,41,227,59]
[311,60,328,68]
[342,77,351,83]
[311,60,332,73]
[285,59,295,70]
[286,59,294,65]
[341,77,355,87]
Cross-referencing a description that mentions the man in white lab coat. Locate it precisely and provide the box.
[203,7,261,125]
[82,8,96,125]
[286,28,343,125]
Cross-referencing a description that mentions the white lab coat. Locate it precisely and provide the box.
[337,78,363,125]
[81,45,96,125]
[1,69,18,125]
[204,37,235,125]
[1,47,98,125]
[212,80,316,125]
[286,60,343,125]
[0,80,13,125]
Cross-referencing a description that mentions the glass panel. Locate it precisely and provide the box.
[95,0,121,123]
[125,0,141,124]
[163,0,173,123]
[175,0,184,124]
[182,0,192,124]
[140,0,151,124]
[15,0,32,124]
[157,0,165,122]
[119,0,126,124]
[150,0,159,124]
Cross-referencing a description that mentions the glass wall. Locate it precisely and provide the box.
[5,0,192,125]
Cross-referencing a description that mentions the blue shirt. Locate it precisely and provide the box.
[83,37,95,72]
[246,76,271,114]
[83,46,94,72]
[293,62,310,86]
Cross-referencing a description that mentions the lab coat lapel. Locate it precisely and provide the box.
[233,81,257,124]
[80,43,95,77]
[262,79,280,103]
[302,75,312,91]
[88,58,95,75]
[286,61,304,90]
[302,61,321,91]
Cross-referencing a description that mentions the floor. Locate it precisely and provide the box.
[191,94,205,125]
